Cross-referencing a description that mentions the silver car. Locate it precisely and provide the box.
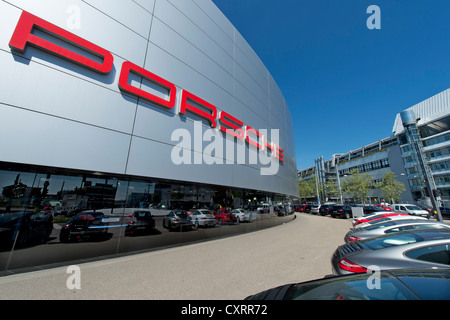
[332,228,450,275]
[190,209,216,228]
[311,205,321,214]
[344,219,450,243]
[162,209,193,231]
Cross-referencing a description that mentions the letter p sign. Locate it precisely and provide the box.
[66,265,81,290]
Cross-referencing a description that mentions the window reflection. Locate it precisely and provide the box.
[0,163,295,275]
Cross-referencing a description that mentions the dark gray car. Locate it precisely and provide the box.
[163,209,193,231]
[344,219,450,243]
[245,268,450,300]
[332,228,450,275]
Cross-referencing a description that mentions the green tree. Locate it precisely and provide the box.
[377,171,406,203]
[341,169,372,203]
[325,179,338,199]
[298,178,315,202]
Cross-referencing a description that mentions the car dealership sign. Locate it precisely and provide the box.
[8,11,285,169]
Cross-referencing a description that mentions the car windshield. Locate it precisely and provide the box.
[134,211,152,219]
[362,233,423,250]
[405,205,421,210]
[0,212,27,223]
[364,221,398,231]
[365,218,391,225]
[285,273,417,300]
[75,213,100,221]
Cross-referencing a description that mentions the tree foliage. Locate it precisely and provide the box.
[377,171,406,203]
[341,169,372,203]
[298,177,316,201]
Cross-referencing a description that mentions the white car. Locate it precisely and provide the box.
[231,209,252,222]
[190,209,216,228]
[391,204,430,218]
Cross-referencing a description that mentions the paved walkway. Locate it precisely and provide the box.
[0,213,352,300]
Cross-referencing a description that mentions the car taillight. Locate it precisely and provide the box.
[173,219,179,222]
[348,236,361,242]
[338,209,343,212]
[338,258,367,273]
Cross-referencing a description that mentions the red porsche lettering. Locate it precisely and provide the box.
[9,11,113,74]
[9,10,285,162]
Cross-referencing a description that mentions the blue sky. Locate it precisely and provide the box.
[211,0,450,170]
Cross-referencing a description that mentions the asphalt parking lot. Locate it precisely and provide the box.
[0,212,352,300]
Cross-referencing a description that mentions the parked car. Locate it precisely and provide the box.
[417,204,433,214]
[294,204,306,212]
[363,205,390,215]
[231,209,249,222]
[59,211,108,242]
[125,210,156,235]
[304,204,313,213]
[245,268,450,300]
[190,209,216,228]
[311,204,321,215]
[354,214,427,229]
[344,219,450,243]
[374,204,392,211]
[391,204,430,218]
[257,204,270,214]
[162,209,193,231]
[331,228,450,275]
[273,205,286,216]
[352,212,410,227]
[330,205,353,219]
[213,208,237,224]
[319,204,334,216]
[439,207,450,218]
[0,211,53,248]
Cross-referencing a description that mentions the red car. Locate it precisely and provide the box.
[374,204,391,211]
[213,208,237,224]
[352,212,410,227]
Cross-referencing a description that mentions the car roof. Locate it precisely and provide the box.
[354,220,449,233]
[360,227,450,245]
[245,268,450,300]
